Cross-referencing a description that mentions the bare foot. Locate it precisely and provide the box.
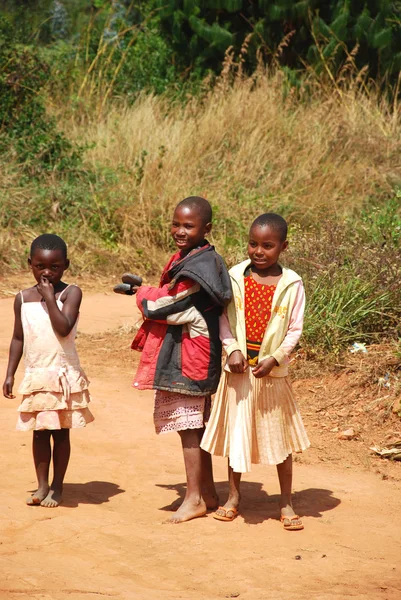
[40,487,62,508]
[164,498,207,524]
[26,486,49,506]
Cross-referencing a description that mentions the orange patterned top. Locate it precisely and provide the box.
[244,275,276,365]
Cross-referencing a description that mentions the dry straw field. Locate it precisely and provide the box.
[2,65,401,274]
[68,68,401,264]
[1,67,401,355]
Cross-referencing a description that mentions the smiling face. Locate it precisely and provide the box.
[171,205,212,253]
[247,224,288,273]
[28,248,69,287]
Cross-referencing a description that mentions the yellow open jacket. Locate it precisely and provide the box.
[224,260,304,378]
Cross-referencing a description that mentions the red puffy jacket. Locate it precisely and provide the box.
[132,244,232,396]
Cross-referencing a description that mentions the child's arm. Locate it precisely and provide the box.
[37,277,82,337]
[3,294,23,398]
[253,281,305,378]
[136,278,201,324]
[219,311,248,373]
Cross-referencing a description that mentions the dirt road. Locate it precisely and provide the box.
[0,290,400,600]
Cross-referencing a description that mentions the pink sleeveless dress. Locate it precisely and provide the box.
[16,286,94,431]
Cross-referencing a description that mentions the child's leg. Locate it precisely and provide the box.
[213,462,241,520]
[165,429,207,523]
[27,430,51,505]
[41,429,70,508]
[197,428,219,510]
[276,454,303,529]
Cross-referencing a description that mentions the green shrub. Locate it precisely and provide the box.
[285,200,401,356]
[0,23,83,174]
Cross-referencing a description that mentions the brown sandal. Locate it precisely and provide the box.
[280,514,304,530]
[213,506,239,522]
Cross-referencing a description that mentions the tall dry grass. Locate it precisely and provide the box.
[54,66,401,271]
[2,67,401,354]
[2,66,401,276]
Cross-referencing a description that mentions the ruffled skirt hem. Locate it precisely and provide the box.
[18,390,91,412]
[16,388,94,431]
[16,408,94,431]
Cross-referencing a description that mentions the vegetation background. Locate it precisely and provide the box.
[1,0,401,358]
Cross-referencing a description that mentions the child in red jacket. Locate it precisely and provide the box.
[126,196,231,523]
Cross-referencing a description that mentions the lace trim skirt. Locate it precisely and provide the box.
[154,390,210,434]
[201,369,310,473]
[17,390,94,431]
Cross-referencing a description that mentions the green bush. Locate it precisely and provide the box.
[0,21,83,174]
[284,199,401,356]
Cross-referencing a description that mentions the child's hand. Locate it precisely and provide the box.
[227,350,248,373]
[3,376,15,399]
[252,357,278,378]
[37,275,55,302]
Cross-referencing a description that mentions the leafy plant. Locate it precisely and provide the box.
[0,20,83,173]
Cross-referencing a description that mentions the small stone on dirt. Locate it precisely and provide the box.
[338,428,356,440]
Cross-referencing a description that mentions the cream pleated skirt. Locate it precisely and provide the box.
[201,368,310,473]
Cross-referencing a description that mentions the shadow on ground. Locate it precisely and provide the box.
[156,481,340,524]
[45,481,126,508]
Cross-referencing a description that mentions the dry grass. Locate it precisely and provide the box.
[2,67,401,276]
[59,67,401,266]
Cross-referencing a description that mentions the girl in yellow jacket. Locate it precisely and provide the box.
[201,213,310,530]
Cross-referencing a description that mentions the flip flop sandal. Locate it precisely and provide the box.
[121,273,142,287]
[280,514,304,531]
[114,273,143,294]
[113,283,135,295]
[213,506,239,522]
[114,274,142,295]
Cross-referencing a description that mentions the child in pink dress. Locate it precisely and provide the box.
[3,234,93,507]
[201,213,309,529]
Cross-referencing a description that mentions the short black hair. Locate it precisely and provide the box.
[250,213,288,242]
[176,196,212,225]
[30,234,68,259]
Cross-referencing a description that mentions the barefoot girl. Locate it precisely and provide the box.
[201,213,310,529]
[127,197,232,523]
[3,234,94,507]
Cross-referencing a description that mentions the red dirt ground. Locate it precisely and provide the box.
[0,276,400,600]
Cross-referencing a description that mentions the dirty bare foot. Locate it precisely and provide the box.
[40,487,62,508]
[26,485,49,505]
[164,498,207,524]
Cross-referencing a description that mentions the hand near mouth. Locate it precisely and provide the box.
[37,275,55,302]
